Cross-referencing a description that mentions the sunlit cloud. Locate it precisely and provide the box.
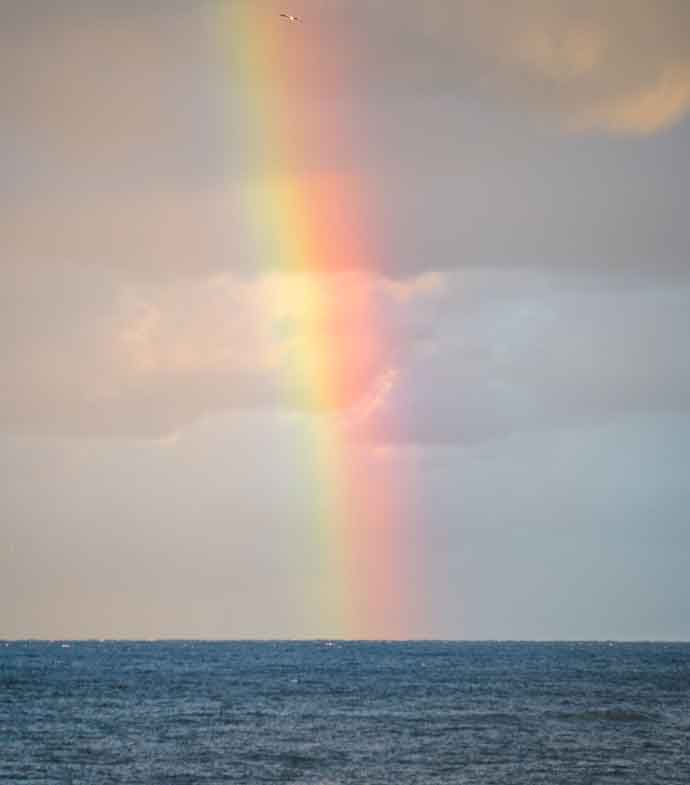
[572,65,690,134]
[461,1,690,136]
[1,268,439,436]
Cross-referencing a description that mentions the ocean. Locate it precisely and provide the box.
[1,641,689,783]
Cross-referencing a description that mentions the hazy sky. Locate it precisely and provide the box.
[3,0,690,639]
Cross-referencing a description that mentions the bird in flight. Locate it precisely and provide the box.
[280,13,302,23]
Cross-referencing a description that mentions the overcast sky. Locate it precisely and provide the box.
[3,0,690,639]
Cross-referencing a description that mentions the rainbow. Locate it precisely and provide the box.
[215,1,418,638]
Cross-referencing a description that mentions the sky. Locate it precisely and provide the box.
[2,0,690,640]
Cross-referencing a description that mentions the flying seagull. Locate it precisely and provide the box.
[280,13,302,23]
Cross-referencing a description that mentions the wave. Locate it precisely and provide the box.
[557,708,654,723]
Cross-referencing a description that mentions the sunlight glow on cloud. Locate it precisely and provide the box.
[572,65,690,134]
[462,1,690,136]
[1,268,438,436]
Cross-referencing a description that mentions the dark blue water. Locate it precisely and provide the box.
[1,641,689,784]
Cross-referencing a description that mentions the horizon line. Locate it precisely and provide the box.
[3,638,689,644]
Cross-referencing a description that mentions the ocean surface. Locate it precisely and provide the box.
[1,641,689,784]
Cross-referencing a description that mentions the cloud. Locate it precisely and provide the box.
[7,1,690,196]
[1,265,440,437]
[5,0,690,285]
[378,272,445,303]
[570,65,690,135]
[5,250,689,444]
[4,1,690,443]
[460,1,690,135]
[363,272,690,444]
[234,0,690,136]
[1,268,275,437]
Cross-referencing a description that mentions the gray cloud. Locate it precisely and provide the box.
[4,1,690,284]
[7,2,690,157]
[3,0,690,441]
[365,272,690,443]
[216,0,690,135]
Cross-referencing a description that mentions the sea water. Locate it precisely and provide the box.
[1,641,689,783]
